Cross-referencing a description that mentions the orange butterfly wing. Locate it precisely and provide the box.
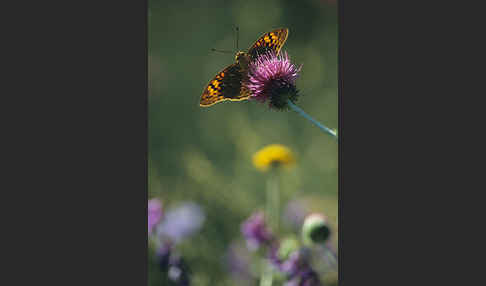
[200,63,250,107]
[247,28,289,60]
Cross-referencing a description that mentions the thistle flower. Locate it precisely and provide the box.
[246,51,337,139]
[246,51,301,110]
[252,144,295,172]
[148,198,163,234]
[157,202,205,244]
[241,211,273,251]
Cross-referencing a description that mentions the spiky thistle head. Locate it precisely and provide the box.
[246,50,302,110]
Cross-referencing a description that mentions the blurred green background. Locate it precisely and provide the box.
[148,0,337,285]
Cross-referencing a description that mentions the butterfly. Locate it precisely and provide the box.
[200,28,289,107]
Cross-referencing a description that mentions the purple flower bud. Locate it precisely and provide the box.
[241,212,273,251]
[148,198,163,234]
[302,213,331,245]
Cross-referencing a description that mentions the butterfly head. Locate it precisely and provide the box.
[235,51,251,68]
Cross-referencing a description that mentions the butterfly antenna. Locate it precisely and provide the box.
[211,48,233,54]
[211,27,239,54]
[235,26,239,51]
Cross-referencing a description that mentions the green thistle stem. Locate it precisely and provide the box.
[325,244,338,270]
[287,99,338,139]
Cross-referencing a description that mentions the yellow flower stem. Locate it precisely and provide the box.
[267,169,279,233]
[260,169,279,286]
[287,99,338,140]
[260,259,273,286]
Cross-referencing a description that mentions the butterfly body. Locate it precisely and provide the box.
[235,51,251,71]
[200,28,289,107]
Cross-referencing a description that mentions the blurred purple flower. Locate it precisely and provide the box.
[155,243,172,271]
[284,269,321,286]
[241,211,273,251]
[279,251,302,275]
[246,51,301,110]
[157,202,205,244]
[284,277,300,286]
[168,254,191,286]
[271,248,322,286]
[224,242,253,284]
[269,247,301,277]
[148,198,163,234]
[155,242,191,285]
[283,200,309,229]
[298,269,322,286]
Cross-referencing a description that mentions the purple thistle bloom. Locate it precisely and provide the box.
[148,198,163,234]
[246,51,302,110]
[224,242,254,284]
[271,248,322,286]
[157,202,205,244]
[241,212,273,251]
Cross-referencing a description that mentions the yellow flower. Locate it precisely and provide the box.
[252,144,295,172]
